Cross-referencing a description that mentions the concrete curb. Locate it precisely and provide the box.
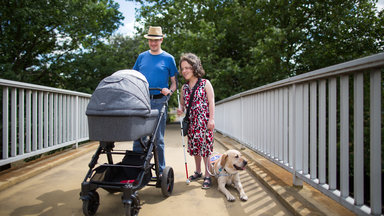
[214,132,355,216]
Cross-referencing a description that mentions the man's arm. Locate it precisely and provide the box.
[161,76,176,96]
[169,76,177,92]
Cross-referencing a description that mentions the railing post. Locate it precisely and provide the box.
[266,91,271,156]
[54,93,58,146]
[26,90,31,153]
[354,73,364,206]
[75,96,79,149]
[44,92,49,148]
[283,88,288,165]
[38,92,43,150]
[293,84,303,187]
[328,78,337,190]
[309,81,317,180]
[32,91,37,151]
[3,87,9,159]
[303,84,309,175]
[49,93,53,147]
[288,86,294,167]
[340,75,349,198]
[318,80,326,184]
[370,69,381,215]
[11,88,17,157]
[19,89,25,155]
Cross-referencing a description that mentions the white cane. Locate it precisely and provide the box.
[176,88,190,184]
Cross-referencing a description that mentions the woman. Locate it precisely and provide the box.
[177,53,215,189]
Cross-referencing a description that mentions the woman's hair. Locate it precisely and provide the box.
[179,53,205,78]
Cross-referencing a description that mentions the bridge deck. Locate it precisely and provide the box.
[0,124,352,216]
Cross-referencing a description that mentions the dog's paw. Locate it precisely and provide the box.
[240,194,248,201]
[226,194,236,202]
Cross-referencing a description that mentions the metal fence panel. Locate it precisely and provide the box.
[0,79,91,166]
[215,52,384,215]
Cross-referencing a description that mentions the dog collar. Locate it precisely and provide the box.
[217,167,232,177]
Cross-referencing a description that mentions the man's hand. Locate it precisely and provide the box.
[161,88,172,95]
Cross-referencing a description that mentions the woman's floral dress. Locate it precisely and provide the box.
[183,79,213,157]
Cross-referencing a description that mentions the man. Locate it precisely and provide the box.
[133,26,178,174]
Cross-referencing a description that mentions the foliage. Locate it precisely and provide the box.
[135,0,384,101]
[1,0,383,100]
[0,0,123,86]
[53,35,143,93]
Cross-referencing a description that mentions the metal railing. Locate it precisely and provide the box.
[215,53,384,215]
[1,79,91,166]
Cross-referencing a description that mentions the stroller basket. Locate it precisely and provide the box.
[86,70,159,141]
[91,165,142,184]
[90,151,152,190]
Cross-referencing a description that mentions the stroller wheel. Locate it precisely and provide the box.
[82,191,100,216]
[124,196,140,216]
[161,166,174,197]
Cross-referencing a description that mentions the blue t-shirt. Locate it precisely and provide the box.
[133,51,178,95]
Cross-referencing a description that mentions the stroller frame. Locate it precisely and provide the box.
[80,92,174,216]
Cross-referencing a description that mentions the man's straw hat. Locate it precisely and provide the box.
[144,26,163,39]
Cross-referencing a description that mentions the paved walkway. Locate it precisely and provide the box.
[0,124,353,216]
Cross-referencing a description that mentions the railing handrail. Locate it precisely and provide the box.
[0,78,91,97]
[217,52,384,104]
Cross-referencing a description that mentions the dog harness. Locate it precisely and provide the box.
[209,154,232,177]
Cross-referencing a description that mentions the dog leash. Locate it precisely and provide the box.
[205,130,231,177]
[203,131,217,177]
[201,126,232,177]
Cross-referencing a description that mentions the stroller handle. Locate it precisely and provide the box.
[149,87,163,91]
[149,87,173,97]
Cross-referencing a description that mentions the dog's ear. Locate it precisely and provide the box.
[220,153,228,167]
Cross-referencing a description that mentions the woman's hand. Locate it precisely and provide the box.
[207,119,215,130]
[177,108,184,116]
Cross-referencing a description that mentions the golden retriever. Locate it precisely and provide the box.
[211,149,248,202]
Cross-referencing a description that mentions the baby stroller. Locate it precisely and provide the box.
[80,70,174,216]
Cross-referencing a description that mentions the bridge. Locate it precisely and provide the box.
[1,52,383,215]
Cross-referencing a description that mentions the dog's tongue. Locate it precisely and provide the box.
[234,165,245,170]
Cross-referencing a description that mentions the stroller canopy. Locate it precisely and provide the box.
[86,70,151,116]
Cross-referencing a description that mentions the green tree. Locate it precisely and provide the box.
[134,0,384,101]
[0,0,123,86]
[295,1,384,74]
[52,35,143,93]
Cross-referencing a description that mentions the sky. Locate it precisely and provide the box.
[114,0,141,37]
[114,0,384,37]
[378,0,384,9]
